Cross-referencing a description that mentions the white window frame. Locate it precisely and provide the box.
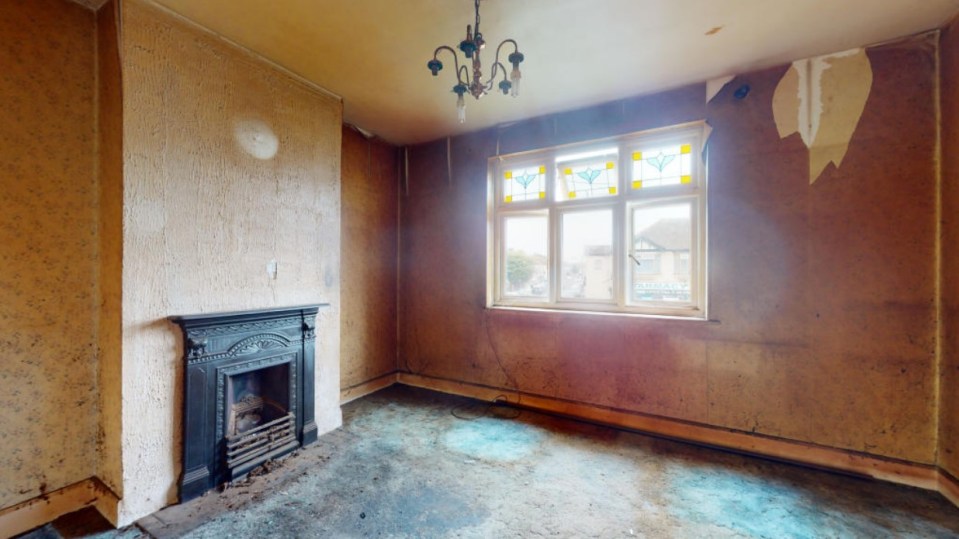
[487,121,708,319]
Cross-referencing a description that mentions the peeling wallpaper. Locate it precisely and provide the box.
[0,0,98,510]
[116,0,342,525]
[940,19,959,478]
[340,127,398,391]
[400,37,940,465]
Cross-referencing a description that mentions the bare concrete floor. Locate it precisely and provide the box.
[22,385,959,538]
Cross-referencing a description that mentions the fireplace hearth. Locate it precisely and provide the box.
[171,305,325,501]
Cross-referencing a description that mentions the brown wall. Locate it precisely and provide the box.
[96,0,124,503]
[400,37,940,464]
[340,127,398,393]
[0,0,98,510]
[114,0,343,524]
[940,20,959,479]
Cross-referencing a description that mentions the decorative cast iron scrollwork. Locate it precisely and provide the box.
[187,338,208,359]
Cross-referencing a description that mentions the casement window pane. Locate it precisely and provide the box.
[631,143,693,190]
[503,165,547,203]
[630,203,692,304]
[561,210,613,300]
[554,148,618,201]
[503,215,549,298]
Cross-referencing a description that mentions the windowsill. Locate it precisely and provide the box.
[487,304,719,323]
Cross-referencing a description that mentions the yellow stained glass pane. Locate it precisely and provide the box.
[606,162,615,170]
[681,175,692,184]
[632,180,643,189]
[680,144,692,154]
[538,165,546,174]
[504,171,513,179]
[539,191,546,199]
[632,151,643,161]
[608,187,617,194]
[563,168,572,175]
[568,192,577,199]
[505,195,513,202]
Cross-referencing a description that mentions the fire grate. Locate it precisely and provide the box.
[225,412,297,470]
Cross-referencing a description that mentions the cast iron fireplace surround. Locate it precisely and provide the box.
[171,305,324,501]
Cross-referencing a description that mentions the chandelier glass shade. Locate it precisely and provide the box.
[427,0,524,123]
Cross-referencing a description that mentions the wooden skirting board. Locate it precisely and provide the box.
[397,372,956,500]
[0,477,119,538]
[340,371,399,404]
[941,470,959,508]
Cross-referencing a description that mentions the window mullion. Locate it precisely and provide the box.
[613,197,627,309]
[549,206,559,305]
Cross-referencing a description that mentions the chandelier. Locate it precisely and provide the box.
[426,0,525,123]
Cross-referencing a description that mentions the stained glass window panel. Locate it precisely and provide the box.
[503,214,549,298]
[630,202,692,305]
[560,210,613,300]
[555,149,618,201]
[631,143,693,189]
[503,165,546,203]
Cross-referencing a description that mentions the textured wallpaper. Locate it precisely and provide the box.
[0,0,98,510]
[115,0,343,525]
[939,18,959,480]
[340,127,398,395]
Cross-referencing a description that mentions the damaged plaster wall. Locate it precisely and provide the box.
[939,18,959,480]
[399,36,939,465]
[0,0,99,511]
[116,0,343,525]
[772,48,874,184]
[340,127,399,395]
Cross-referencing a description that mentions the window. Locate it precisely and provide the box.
[489,122,707,318]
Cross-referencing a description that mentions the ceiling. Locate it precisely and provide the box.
[148,0,959,145]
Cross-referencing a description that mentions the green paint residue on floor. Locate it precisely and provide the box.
[443,417,543,462]
[664,464,958,538]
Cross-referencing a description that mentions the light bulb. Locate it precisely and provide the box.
[457,94,466,123]
[510,68,521,97]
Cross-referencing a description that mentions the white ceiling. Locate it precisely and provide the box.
[148,0,959,145]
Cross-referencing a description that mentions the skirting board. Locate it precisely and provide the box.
[340,371,399,404]
[0,477,119,538]
[397,372,941,492]
[941,470,959,508]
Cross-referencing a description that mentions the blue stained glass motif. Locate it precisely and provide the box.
[515,172,538,189]
[504,165,546,203]
[647,152,675,172]
[556,156,617,201]
[632,143,692,189]
[576,168,602,184]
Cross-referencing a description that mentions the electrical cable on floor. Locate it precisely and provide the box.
[450,393,521,421]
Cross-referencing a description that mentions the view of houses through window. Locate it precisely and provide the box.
[491,123,707,317]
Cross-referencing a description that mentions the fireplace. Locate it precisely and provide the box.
[171,305,324,501]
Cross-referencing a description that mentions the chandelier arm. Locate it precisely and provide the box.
[494,61,508,81]
[458,65,471,86]
[433,45,468,85]
[483,61,509,90]
[492,38,520,64]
